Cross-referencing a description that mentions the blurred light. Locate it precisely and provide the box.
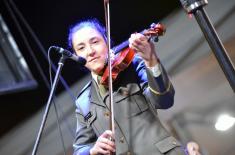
[188,13,193,19]
[215,114,235,131]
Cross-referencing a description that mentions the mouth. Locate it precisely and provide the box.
[89,56,99,62]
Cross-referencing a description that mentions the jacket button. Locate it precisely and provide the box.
[172,141,177,145]
[119,136,125,143]
[104,112,110,117]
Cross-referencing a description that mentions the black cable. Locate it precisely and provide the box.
[3,0,75,154]
[8,0,77,101]
[53,97,67,155]
[7,0,75,136]
[3,2,66,154]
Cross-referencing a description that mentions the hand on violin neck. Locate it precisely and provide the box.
[129,33,159,67]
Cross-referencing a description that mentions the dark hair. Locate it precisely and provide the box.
[67,18,107,51]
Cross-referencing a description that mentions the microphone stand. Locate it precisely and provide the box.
[180,0,235,92]
[32,55,67,155]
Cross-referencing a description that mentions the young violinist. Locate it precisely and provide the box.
[68,18,186,155]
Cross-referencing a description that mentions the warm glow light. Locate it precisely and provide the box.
[215,114,235,131]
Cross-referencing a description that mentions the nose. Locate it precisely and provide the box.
[87,45,95,56]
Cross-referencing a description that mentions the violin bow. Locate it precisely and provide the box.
[103,0,116,147]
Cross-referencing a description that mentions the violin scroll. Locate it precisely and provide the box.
[144,23,166,36]
[144,23,166,42]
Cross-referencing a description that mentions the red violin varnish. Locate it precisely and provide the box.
[100,23,166,86]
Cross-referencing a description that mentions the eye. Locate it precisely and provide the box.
[93,40,98,44]
[91,38,99,44]
[77,46,85,51]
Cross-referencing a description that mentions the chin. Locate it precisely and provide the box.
[91,66,104,75]
[88,61,105,73]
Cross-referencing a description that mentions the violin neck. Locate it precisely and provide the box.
[112,29,147,55]
[112,40,129,54]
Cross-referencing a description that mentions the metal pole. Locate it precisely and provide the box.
[32,56,66,155]
[180,0,235,92]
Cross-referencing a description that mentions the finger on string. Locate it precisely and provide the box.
[130,43,144,53]
[133,40,147,50]
[135,33,148,41]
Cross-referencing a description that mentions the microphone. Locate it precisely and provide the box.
[50,46,86,66]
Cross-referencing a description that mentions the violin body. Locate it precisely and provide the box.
[100,48,135,85]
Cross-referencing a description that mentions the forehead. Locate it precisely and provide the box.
[72,27,103,43]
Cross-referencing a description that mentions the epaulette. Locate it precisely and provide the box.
[76,81,92,99]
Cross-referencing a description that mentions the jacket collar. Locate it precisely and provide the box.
[89,80,107,107]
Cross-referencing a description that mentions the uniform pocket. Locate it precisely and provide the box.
[85,108,104,136]
[155,136,181,154]
[114,83,149,118]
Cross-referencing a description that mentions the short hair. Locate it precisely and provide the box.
[67,18,107,52]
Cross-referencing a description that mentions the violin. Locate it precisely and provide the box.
[100,23,166,86]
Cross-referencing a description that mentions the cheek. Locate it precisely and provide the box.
[97,43,108,55]
[75,51,86,59]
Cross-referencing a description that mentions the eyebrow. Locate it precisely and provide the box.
[90,36,100,41]
[75,36,102,49]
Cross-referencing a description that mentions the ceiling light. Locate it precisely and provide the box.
[215,114,235,131]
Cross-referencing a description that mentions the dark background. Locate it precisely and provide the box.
[0,0,181,138]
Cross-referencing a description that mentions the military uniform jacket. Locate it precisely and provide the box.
[73,56,185,155]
